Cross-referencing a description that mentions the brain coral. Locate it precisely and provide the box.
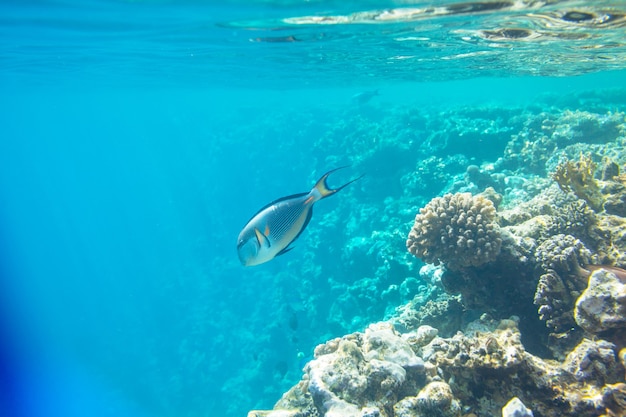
[406,193,502,270]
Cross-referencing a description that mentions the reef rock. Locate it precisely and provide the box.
[575,268,626,334]
[502,397,533,417]
[391,295,464,337]
[394,381,461,417]
[268,322,427,417]
[251,316,626,417]
[563,338,621,384]
[414,325,438,346]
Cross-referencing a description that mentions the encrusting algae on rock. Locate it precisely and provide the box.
[575,268,626,334]
[248,318,626,417]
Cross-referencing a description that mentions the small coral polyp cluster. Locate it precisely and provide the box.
[406,193,501,270]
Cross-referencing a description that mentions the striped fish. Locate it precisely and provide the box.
[237,167,362,266]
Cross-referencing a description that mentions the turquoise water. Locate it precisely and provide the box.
[1,1,626,417]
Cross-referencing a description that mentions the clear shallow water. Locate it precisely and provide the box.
[1,1,626,417]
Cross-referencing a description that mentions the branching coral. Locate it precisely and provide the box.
[406,193,502,270]
[551,154,604,212]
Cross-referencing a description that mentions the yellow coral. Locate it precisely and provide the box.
[551,153,604,212]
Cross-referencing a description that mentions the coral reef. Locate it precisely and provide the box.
[498,110,625,176]
[406,193,502,271]
[248,319,626,417]
[401,155,471,204]
[499,185,597,242]
[425,106,519,161]
[391,295,464,337]
[405,154,626,355]
[244,99,626,417]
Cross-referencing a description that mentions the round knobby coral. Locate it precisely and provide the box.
[535,234,591,274]
[406,193,502,270]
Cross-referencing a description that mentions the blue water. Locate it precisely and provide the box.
[1,1,626,417]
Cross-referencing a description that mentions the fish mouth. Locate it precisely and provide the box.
[237,247,249,265]
[237,238,260,266]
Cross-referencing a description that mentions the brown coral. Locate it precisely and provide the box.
[406,193,502,270]
[532,235,593,358]
[551,154,604,212]
[535,234,593,274]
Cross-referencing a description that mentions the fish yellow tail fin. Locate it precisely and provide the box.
[314,166,364,199]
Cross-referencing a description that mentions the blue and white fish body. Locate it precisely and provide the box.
[237,167,362,266]
[351,89,379,105]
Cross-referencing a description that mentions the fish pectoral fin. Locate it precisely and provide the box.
[254,228,271,248]
[276,246,294,257]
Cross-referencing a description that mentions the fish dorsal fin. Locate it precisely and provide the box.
[243,192,309,225]
[266,192,309,207]
[254,228,271,248]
